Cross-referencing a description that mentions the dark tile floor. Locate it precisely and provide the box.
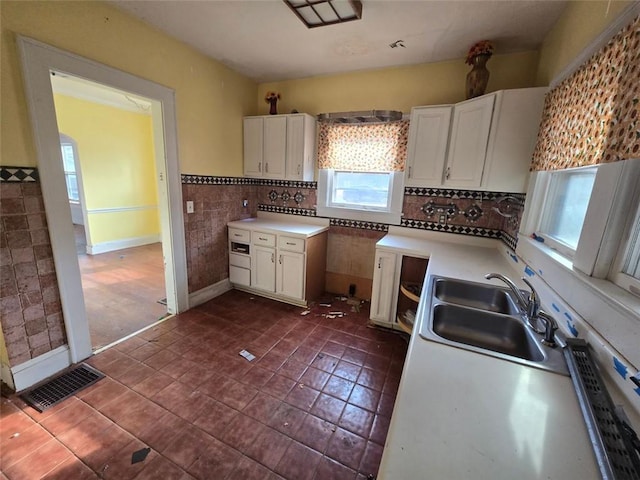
[1,290,408,479]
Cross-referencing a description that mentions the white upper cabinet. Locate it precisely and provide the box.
[243,117,264,177]
[243,113,316,181]
[445,94,495,188]
[263,116,287,178]
[405,105,452,187]
[481,87,547,192]
[286,114,316,181]
[405,87,547,192]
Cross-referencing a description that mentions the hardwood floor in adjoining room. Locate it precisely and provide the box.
[1,291,409,480]
[75,225,168,350]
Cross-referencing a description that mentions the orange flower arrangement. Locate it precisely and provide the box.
[264,91,281,103]
[465,40,494,65]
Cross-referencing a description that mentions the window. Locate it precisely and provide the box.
[521,158,640,298]
[612,203,640,296]
[60,136,79,202]
[316,120,408,224]
[536,166,597,256]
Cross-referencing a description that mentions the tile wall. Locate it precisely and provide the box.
[182,176,524,297]
[0,176,66,367]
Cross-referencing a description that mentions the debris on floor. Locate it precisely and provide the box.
[131,447,151,464]
[300,310,311,316]
[239,349,256,361]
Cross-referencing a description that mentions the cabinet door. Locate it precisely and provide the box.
[243,117,263,177]
[444,94,495,188]
[286,115,305,180]
[276,250,305,300]
[252,245,276,292]
[370,251,398,323]
[405,106,452,187]
[263,116,287,179]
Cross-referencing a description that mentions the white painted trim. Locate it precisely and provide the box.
[1,362,15,391]
[11,345,71,392]
[550,3,640,89]
[87,234,161,255]
[188,279,232,308]
[86,205,159,215]
[18,36,189,362]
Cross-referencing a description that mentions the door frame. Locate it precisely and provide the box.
[18,36,189,363]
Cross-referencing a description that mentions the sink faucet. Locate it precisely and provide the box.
[484,273,540,329]
[536,311,559,348]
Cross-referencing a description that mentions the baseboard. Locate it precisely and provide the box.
[11,345,71,392]
[188,278,232,308]
[1,361,15,391]
[87,234,161,255]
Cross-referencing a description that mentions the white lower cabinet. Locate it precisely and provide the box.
[370,251,400,323]
[228,223,327,307]
[276,250,305,300]
[370,248,429,332]
[252,245,276,292]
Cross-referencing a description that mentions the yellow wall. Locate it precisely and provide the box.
[0,0,257,176]
[257,51,540,115]
[536,0,633,85]
[53,93,160,244]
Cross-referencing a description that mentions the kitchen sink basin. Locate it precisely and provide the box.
[419,276,568,375]
[432,304,544,361]
[434,278,520,315]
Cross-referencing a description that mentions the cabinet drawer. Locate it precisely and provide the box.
[278,236,305,253]
[229,253,250,269]
[252,231,276,247]
[229,265,250,286]
[229,228,250,243]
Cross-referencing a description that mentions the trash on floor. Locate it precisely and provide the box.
[131,447,151,464]
[319,303,332,307]
[300,310,311,316]
[239,349,256,361]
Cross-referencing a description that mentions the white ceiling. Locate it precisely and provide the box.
[110,0,568,83]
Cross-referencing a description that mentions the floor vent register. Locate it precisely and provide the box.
[20,363,105,412]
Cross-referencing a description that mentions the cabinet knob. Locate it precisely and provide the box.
[258,162,262,172]
[265,163,269,173]
[445,167,451,180]
[279,255,282,264]
[271,253,275,263]
[408,166,412,178]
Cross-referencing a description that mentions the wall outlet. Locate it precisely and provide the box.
[186,201,194,214]
[439,214,446,224]
[243,199,248,208]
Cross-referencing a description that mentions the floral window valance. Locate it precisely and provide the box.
[531,14,640,171]
[317,120,409,172]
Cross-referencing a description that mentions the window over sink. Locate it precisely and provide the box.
[316,120,408,224]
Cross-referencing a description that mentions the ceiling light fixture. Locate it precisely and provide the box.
[283,0,363,29]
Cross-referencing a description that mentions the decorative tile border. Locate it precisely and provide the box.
[329,218,389,232]
[401,218,501,239]
[404,187,525,202]
[258,204,317,216]
[0,167,39,182]
[500,231,518,251]
[181,174,316,189]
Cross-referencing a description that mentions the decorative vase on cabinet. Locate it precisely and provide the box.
[466,53,491,99]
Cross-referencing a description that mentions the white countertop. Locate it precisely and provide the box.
[377,228,599,479]
[227,214,329,238]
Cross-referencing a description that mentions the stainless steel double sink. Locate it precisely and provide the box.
[419,276,568,375]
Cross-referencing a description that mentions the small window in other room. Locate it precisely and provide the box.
[60,137,80,202]
[316,120,409,225]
